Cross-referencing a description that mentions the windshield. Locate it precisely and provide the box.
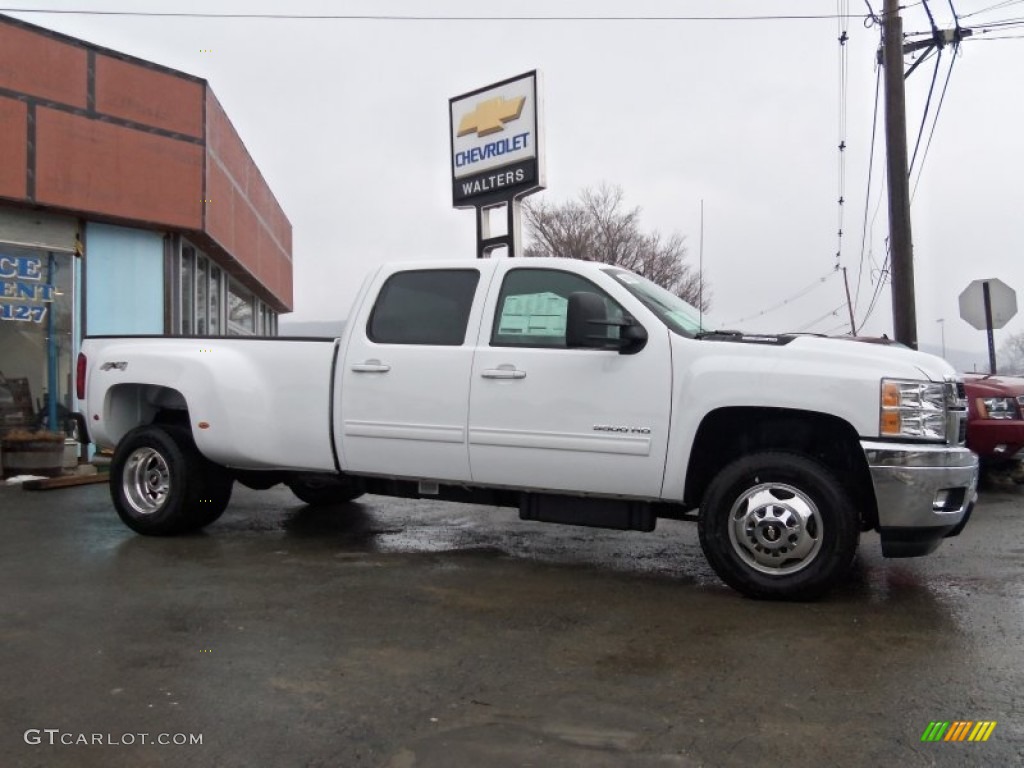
[603,268,715,337]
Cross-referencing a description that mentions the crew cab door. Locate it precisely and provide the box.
[338,264,491,482]
[468,263,672,498]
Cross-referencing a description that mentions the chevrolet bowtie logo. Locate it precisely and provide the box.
[458,96,526,138]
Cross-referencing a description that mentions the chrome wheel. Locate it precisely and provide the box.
[123,447,170,515]
[728,482,823,576]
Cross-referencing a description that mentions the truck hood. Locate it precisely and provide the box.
[728,334,957,382]
[673,330,961,451]
[696,335,958,385]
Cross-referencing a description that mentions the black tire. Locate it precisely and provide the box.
[287,474,364,506]
[698,451,860,600]
[189,464,233,529]
[110,425,232,535]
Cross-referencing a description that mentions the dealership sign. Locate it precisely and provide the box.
[0,254,54,323]
[449,71,545,207]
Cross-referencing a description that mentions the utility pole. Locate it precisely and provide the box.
[882,0,918,349]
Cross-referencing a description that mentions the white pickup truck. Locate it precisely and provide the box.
[76,257,978,599]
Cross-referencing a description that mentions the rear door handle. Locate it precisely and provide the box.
[481,367,526,380]
[351,360,391,373]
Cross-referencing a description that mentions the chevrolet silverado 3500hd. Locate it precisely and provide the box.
[76,257,978,599]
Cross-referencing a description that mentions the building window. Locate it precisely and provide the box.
[180,245,194,335]
[194,254,207,335]
[258,305,278,336]
[227,279,255,336]
[175,239,278,337]
[258,304,278,336]
[208,264,222,335]
[0,245,76,435]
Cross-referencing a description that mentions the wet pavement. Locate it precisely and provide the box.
[0,479,1022,767]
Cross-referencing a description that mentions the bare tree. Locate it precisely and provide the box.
[998,332,1024,375]
[522,184,710,310]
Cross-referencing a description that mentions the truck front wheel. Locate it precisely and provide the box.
[698,452,859,600]
[111,425,232,535]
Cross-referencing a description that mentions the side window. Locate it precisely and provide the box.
[491,268,626,348]
[367,269,480,346]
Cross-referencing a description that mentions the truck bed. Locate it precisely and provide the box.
[81,336,339,472]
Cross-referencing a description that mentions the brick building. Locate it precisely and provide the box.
[0,14,292,441]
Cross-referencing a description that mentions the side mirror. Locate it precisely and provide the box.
[566,292,648,355]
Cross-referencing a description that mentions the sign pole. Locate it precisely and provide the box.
[983,281,997,374]
[46,253,59,431]
[474,199,524,259]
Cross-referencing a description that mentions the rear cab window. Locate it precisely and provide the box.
[366,269,480,345]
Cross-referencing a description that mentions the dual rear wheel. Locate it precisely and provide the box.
[111,425,364,535]
[111,425,232,536]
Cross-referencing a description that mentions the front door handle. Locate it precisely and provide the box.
[481,366,526,380]
[352,359,391,373]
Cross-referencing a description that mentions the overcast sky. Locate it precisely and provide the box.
[6,0,1024,367]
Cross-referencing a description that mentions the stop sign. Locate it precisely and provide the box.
[959,278,1017,330]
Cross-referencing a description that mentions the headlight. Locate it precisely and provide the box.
[880,379,946,440]
[977,397,1018,420]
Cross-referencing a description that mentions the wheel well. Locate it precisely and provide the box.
[105,383,191,445]
[684,407,877,529]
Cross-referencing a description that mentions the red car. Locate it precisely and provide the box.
[963,373,1024,466]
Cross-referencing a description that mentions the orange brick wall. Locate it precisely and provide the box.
[205,91,293,308]
[0,14,293,312]
[0,21,87,108]
[35,108,204,230]
[0,95,26,199]
[95,54,204,139]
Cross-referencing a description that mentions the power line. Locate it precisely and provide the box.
[834,0,852,271]
[854,63,883,317]
[947,0,962,34]
[968,15,1024,27]
[911,45,959,198]
[0,8,867,21]
[907,45,944,178]
[902,0,964,200]
[791,304,847,333]
[857,248,891,329]
[908,16,1024,34]
[821,319,854,335]
[959,0,1024,19]
[971,18,1024,31]
[724,270,838,326]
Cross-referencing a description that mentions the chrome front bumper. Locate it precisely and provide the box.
[861,441,979,557]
